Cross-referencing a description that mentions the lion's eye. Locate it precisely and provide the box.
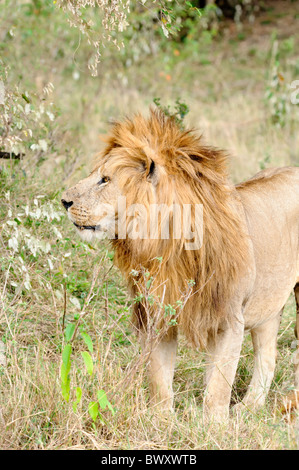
[98,176,110,185]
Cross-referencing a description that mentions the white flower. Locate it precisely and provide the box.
[47,258,54,271]
[72,71,80,80]
[70,296,81,310]
[38,139,48,152]
[55,290,63,300]
[6,220,17,227]
[53,226,63,239]
[46,111,55,121]
[30,143,40,151]
[161,23,169,38]
[8,237,18,252]
[0,80,5,105]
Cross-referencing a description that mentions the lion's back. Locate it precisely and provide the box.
[236,166,299,328]
[236,166,299,214]
[236,166,299,191]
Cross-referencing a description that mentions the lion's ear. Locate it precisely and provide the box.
[142,145,158,185]
[147,159,155,178]
[146,159,158,185]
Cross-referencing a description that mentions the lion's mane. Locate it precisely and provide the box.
[99,110,249,348]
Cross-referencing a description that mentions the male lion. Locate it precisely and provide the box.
[61,109,299,420]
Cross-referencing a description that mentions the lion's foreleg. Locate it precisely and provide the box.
[236,312,281,411]
[204,320,245,421]
[141,330,177,412]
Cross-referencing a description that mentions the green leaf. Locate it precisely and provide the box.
[81,351,93,376]
[97,390,115,415]
[107,402,115,416]
[61,377,70,402]
[97,389,108,410]
[60,362,69,385]
[22,93,30,103]
[64,323,75,342]
[61,344,72,402]
[146,277,153,289]
[75,387,82,403]
[62,344,72,368]
[72,387,82,412]
[88,401,99,422]
[81,331,93,353]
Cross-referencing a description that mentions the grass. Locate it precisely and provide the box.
[0,0,299,450]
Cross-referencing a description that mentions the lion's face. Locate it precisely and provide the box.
[61,110,225,246]
[61,166,123,242]
[61,146,164,243]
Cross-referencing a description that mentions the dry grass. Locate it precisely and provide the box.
[0,227,298,449]
[1,296,299,450]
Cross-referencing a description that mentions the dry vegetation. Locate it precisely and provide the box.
[0,0,299,449]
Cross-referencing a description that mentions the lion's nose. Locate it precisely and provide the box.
[61,199,73,211]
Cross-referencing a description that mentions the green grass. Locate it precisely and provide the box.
[0,0,299,450]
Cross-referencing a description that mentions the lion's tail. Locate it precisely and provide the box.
[294,283,299,395]
[295,283,299,342]
[281,283,299,417]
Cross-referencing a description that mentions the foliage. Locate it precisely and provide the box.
[55,1,223,74]
[59,253,121,424]
[53,1,269,73]
[153,97,189,129]
[1,189,63,291]
[61,323,115,423]
[265,36,291,128]
[0,62,56,158]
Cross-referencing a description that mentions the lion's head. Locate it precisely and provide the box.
[62,109,249,347]
[62,110,228,243]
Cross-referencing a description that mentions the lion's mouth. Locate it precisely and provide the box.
[73,222,101,231]
[73,222,119,242]
[73,222,118,239]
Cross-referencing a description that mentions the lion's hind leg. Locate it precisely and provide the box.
[234,311,282,412]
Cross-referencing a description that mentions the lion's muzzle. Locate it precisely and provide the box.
[61,199,73,211]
